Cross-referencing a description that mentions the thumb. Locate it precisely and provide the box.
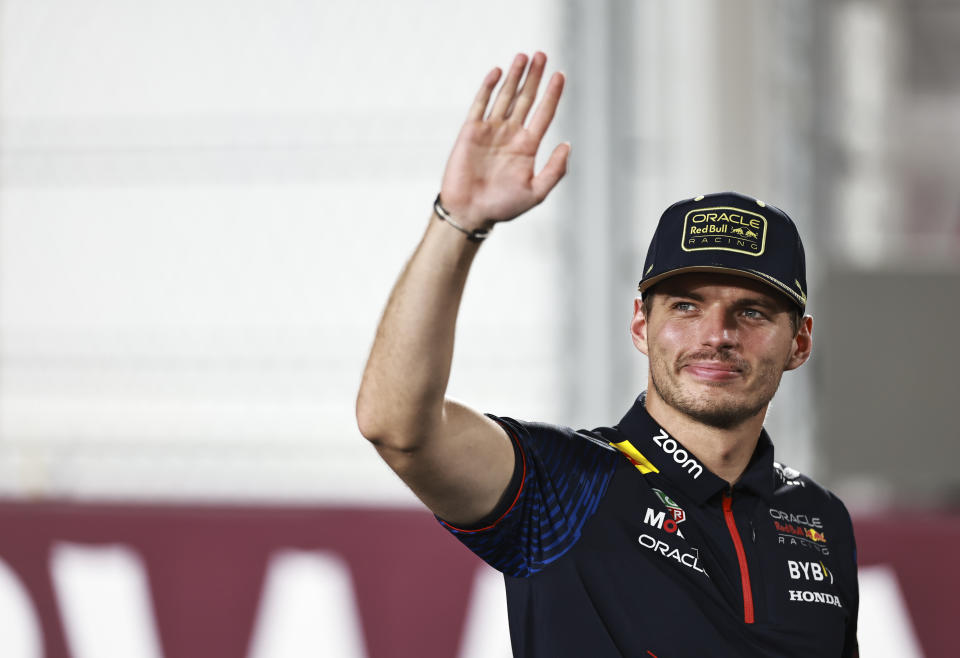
[531,142,571,203]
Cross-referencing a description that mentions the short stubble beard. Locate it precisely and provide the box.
[649,348,784,430]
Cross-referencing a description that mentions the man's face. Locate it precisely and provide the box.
[631,273,812,429]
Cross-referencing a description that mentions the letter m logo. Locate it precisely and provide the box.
[643,508,666,530]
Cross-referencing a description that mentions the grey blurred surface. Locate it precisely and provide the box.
[817,270,960,507]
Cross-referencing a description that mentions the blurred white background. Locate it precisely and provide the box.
[0,0,566,504]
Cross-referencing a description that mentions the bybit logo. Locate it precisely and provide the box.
[787,560,834,584]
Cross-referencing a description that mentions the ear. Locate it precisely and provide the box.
[785,314,814,371]
[631,297,650,356]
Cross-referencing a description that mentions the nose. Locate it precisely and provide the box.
[699,304,738,350]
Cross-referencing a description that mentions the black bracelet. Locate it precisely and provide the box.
[433,194,491,242]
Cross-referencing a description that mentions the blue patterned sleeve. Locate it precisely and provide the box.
[438,415,620,578]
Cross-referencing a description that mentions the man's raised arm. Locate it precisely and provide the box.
[355,52,569,526]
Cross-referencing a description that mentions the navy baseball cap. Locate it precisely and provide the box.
[638,192,807,310]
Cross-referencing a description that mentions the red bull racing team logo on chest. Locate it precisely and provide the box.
[681,206,767,256]
[770,508,829,555]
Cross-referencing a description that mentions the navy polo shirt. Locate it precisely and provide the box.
[440,394,859,657]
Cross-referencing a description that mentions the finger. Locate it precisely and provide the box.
[488,53,528,120]
[507,51,546,123]
[526,71,565,141]
[466,67,502,122]
[532,142,571,203]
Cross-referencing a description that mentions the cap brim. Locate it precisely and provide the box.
[638,266,805,309]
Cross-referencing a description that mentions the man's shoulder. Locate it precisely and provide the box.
[771,461,854,526]
[488,414,620,454]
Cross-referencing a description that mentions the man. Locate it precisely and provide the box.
[356,52,858,657]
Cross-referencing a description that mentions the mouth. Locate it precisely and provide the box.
[681,361,744,382]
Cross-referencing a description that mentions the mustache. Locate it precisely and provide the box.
[678,350,749,372]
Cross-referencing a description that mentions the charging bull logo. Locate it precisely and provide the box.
[775,521,827,543]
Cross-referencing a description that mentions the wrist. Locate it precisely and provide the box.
[433,194,492,242]
[422,208,484,270]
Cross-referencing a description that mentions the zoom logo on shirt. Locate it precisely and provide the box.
[652,429,703,479]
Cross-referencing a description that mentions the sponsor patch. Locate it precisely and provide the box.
[774,462,806,487]
[644,489,688,538]
[653,488,686,524]
[787,560,834,584]
[681,206,767,256]
[769,508,822,529]
[777,533,830,555]
[774,521,827,543]
[644,507,684,538]
[772,509,830,554]
[788,589,843,609]
[651,429,703,479]
[638,533,708,577]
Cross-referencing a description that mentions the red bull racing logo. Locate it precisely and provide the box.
[681,205,767,256]
[770,507,830,555]
[775,521,827,543]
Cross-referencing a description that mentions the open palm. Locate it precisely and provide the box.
[439,52,570,231]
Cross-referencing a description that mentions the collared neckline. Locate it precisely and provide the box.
[612,393,776,505]
[732,429,776,500]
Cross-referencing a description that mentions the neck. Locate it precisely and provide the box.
[643,387,766,486]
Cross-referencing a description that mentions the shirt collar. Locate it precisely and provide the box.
[734,428,776,500]
[612,393,776,505]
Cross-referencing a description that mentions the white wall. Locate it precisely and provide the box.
[0,0,562,502]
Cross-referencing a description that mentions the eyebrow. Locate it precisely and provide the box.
[660,290,705,302]
[660,290,781,310]
[732,297,780,310]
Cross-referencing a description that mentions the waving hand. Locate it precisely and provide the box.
[439,52,570,232]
